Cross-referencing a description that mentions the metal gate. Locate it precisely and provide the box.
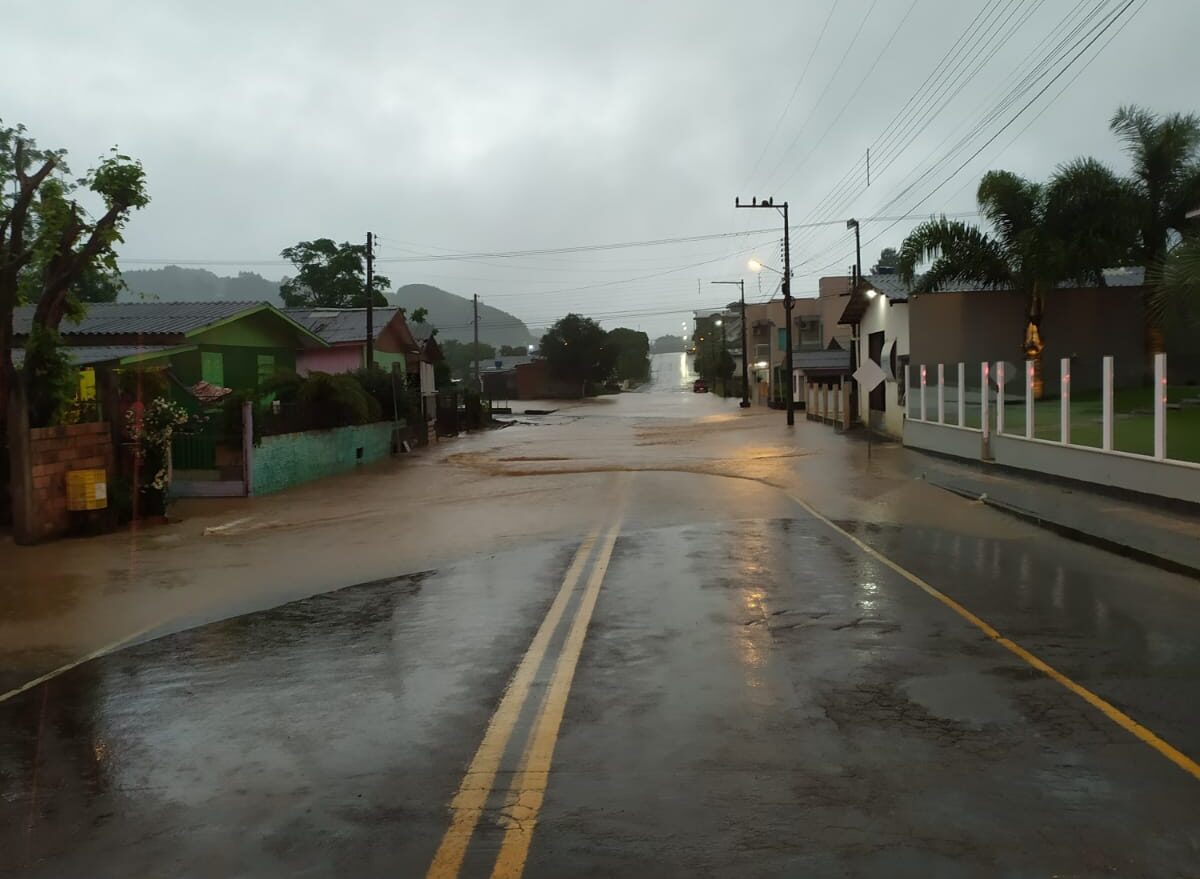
[435,391,460,437]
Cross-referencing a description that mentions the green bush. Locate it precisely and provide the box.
[350,367,409,421]
[260,368,304,403]
[298,372,375,429]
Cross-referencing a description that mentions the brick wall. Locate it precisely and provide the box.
[28,422,114,540]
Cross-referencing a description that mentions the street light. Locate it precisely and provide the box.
[737,195,794,426]
[748,258,783,276]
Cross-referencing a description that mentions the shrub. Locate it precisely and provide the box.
[297,372,374,429]
[260,367,304,404]
[350,367,405,421]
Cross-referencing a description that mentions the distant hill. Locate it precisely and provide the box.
[390,283,534,347]
[120,266,281,302]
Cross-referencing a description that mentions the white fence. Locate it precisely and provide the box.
[902,354,1200,504]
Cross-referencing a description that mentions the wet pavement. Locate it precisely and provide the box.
[3,354,1200,877]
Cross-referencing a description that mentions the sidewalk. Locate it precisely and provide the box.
[901,446,1200,576]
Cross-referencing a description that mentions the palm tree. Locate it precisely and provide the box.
[1109,105,1200,347]
[898,162,1137,398]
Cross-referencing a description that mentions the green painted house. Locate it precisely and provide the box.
[13,301,328,396]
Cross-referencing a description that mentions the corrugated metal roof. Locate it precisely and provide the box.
[473,355,534,372]
[794,349,852,371]
[10,344,183,367]
[284,308,400,344]
[12,301,269,337]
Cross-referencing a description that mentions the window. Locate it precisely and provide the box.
[796,317,822,350]
[201,351,224,387]
[777,328,787,351]
[755,343,770,360]
[257,354,276,387]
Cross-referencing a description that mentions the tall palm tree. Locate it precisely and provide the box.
[898,162,1137,398]
[1110,105,1200,347]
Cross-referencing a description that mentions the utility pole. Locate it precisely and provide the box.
[472,293,481,393]
[365,231,375,368]
[735,197,794,425]
[711,280,749,408]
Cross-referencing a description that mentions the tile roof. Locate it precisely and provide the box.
[12,301,266,337]
[284,307,400,344]
[793,349,852,371]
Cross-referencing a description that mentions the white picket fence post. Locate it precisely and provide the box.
[1060,358,1071,445]
[957,362,965,427]
[937,363,945,424]
[1025,360,1035,439]
[1102,355,1114,451]
[920,365,927,421]
[995,361,1005,435]
[981,361,990,439]
[1154,352,1167,459]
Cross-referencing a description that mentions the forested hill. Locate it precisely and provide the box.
[120,266,281,301]
[390,284,534,347]
[117,269,534,347]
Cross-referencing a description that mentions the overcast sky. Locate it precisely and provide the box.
[7,0,1197,338]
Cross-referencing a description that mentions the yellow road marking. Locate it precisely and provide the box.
[0,623,161,704]
[785,492,1200,783]
[490,514,624,879]
[425,525,603,879]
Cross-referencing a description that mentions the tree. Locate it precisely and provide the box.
[1109,105,1200,342]
[872,247,899,274]
[606,327,650,383]
[898,162,1137,398]
[498,344,528,356]
[439,338,496,380]
[278,238,389,308]
[2,121,149,429]
[539,314,615,397]
[651,334,686,354]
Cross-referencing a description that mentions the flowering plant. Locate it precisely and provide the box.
[125,398,200,491]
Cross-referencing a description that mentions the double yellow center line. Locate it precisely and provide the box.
[427,510,625,879]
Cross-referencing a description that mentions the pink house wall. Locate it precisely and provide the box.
[296,344,363,376]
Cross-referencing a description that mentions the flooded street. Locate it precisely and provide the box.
[3,353,1200,877]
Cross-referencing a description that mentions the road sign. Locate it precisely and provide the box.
[853,359,886,392]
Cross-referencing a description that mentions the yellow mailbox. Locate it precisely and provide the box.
[66,469,108,511]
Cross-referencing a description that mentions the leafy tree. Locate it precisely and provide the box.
[651,334,686,354]
[540,314,615,397]
[439,338,497,380]
[606,327,650,382]
[1,121,149,428]
[278,238,389,308]
[872,247,900,274]
[498,344,529,356]
[898,162,1137,398]
[74,264,124,303]
[1109,105,1200,334]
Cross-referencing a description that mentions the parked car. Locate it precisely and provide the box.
[692,378,709,393]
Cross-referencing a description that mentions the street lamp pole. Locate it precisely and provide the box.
[736,197,793,425]
[711,279,749,408]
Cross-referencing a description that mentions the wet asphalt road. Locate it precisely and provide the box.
[3,354,1200,878]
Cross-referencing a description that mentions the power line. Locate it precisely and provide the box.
[741,0,843,189]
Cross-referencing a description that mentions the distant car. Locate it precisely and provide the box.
[693,379,709,393]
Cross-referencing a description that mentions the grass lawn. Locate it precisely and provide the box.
[992,386,1200,463]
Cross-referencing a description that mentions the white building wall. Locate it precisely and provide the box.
[855,295,909,439]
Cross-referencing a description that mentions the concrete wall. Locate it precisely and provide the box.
[251,422,393,495]
[855,295,909,438]
[903,419,983,460]
[25,422,114,541]
[990,434,1200,505]
[908,287,1145,393]
[818,275,853,349]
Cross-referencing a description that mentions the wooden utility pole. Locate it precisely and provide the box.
[365,231,375,368]
[473,294,481,392]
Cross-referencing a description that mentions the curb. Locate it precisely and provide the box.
[927,478,1200,581]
